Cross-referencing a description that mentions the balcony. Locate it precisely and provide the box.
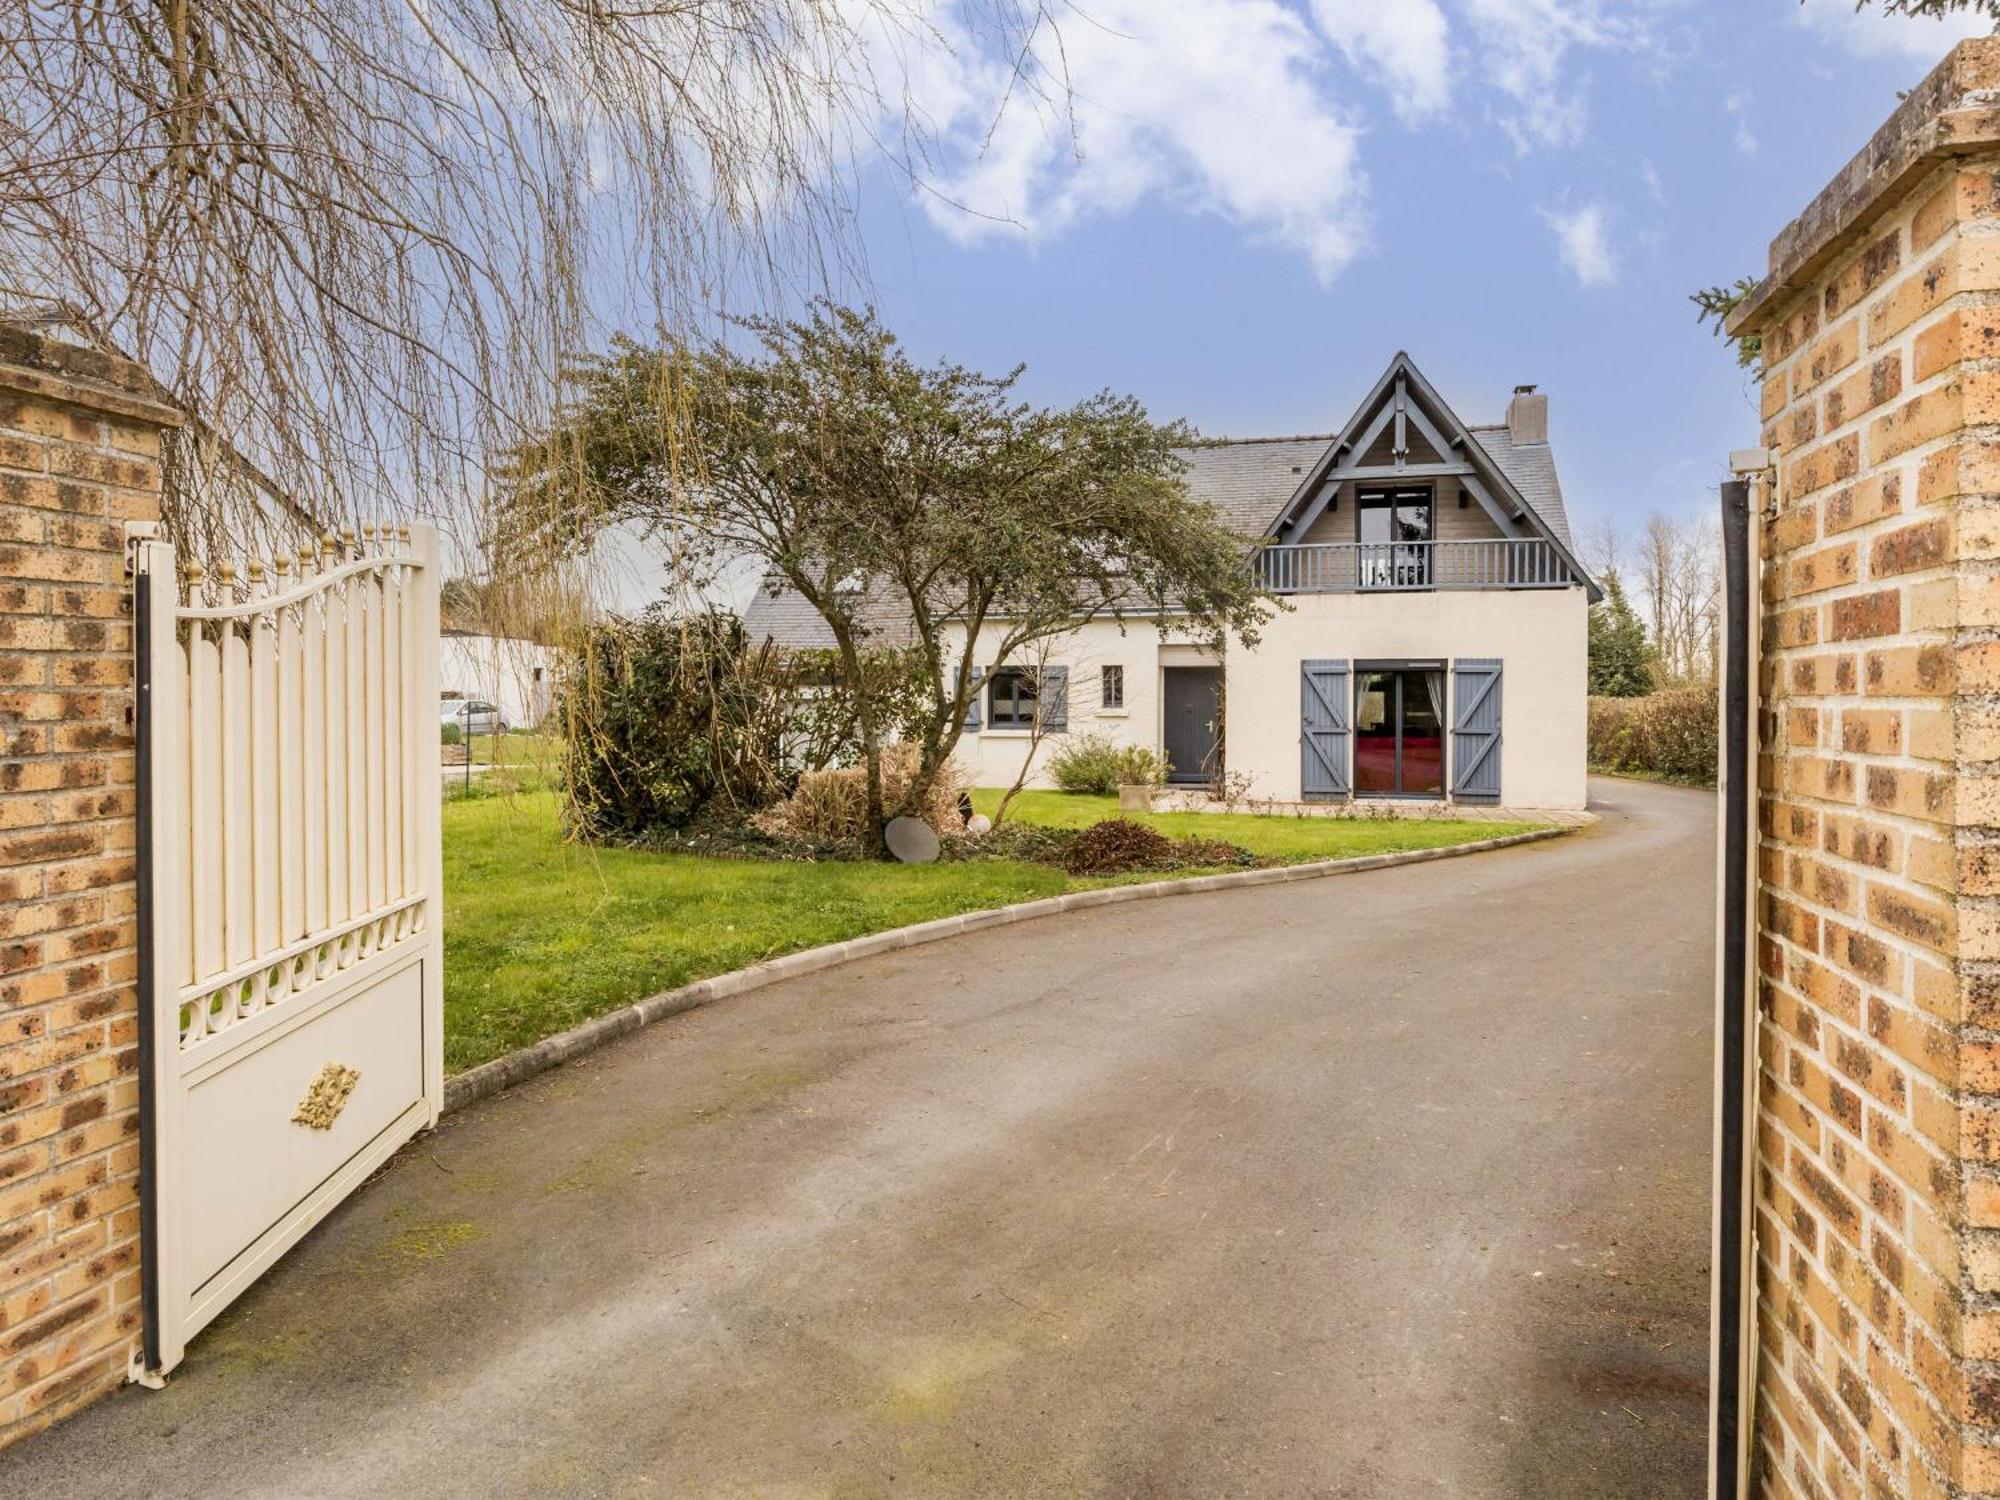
[1252,539,1584,595]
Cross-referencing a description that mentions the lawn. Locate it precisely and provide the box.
[441,788,1540,1074]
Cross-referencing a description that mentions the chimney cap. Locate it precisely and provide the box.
[1513,384,1537,395]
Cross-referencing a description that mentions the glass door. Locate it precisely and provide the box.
[1402,669,1445,797]
[1357,486,1434,589]
[1353,668,1446,798]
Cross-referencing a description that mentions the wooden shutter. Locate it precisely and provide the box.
[1300,660,1351,801]
[962,665,984,730]
[1042,666,1068,732]
[1451,658,1502,803]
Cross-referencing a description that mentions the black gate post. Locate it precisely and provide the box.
[1710,474,1757,1499]
[131,544,161,1377]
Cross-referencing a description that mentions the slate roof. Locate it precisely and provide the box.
[1175,424,1574,548]
[1467,425,1575,549]
[1176,437,1337,536]
[739,577,917,649]
[741,397,1580,646]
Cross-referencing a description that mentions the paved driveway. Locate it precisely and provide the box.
[3,777,1715,1498]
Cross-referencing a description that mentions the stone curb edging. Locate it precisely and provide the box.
[440,822,1584,1116]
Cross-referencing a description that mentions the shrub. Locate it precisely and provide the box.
[753,744,967,846]
[1047,733,1171,795]
[440,722,462,747]
[561,610,796,840]
[1588,689,1718,785]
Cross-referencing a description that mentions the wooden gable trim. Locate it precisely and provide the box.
[1263,352,1602,602]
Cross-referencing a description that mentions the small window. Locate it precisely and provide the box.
[1101,664,1124,710]
[987,668,1038,728]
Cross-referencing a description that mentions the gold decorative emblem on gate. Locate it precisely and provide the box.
[292,1063,361,1130]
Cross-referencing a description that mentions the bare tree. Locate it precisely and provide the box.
[1639,512,1721,688]
[1576,514,1626,581]
[0,0,1060,574]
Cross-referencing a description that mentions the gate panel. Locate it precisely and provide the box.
[137,527,442,1378]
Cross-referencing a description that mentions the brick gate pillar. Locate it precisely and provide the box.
[0,326,176,1447]
[1733,37,2000,1500]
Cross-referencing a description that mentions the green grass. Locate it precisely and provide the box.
[442,792,1068,1072]
[441,788,1542,1074]
[443,728,559,771]
[971,788,1537,862]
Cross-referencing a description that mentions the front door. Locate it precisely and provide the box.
[1353,666,1446,798]
[1162,667,1222,785]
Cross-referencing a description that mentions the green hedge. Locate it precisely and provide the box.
[1587,689,1718,786]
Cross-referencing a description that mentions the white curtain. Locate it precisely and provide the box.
[1424,671,1445,728]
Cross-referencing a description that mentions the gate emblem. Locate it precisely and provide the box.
[292,1064,362,1131]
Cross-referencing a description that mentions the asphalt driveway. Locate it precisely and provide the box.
[2,776,1715,1498]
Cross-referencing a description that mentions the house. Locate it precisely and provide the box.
[743,353,1600,811]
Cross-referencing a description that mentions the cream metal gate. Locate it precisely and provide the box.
[134,526,443,1379]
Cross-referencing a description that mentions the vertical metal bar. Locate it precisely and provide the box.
[1711,476,1757,1500]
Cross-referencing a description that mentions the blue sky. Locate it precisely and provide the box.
[822,0,1992,555]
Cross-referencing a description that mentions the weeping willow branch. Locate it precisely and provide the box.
[0,0,1064,585]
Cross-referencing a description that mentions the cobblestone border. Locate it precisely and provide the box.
[441,822,1586,1116]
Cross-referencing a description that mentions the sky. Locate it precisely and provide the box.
[820,0,1993,558]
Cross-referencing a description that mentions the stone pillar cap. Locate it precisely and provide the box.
[1730,37,2000,338]
[0,322,181,428]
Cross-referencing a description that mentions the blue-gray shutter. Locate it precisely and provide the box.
[1042,665,1068,732]
[962,665,984,730]
[1451,658,1502,803]
[1300,660,1351,801]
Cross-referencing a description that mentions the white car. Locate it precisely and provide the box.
[440,699,507,736]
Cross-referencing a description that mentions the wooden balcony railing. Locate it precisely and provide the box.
[1252,539,1582,594]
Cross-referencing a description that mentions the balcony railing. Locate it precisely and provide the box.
[1252,539,1582,595]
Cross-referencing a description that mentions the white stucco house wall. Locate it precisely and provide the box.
[742,353,1600,811]
[439,630,560,728]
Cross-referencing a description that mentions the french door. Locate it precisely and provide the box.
[1357,485,1434,589]
[1354,666,1446,798]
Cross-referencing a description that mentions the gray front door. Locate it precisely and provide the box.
[1162,667,1221,785]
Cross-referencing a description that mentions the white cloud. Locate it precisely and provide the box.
[889,0,1373,284]
[1456,0,1641,150]
[837,0,1670,285]
[1726,91,1758,159]
[1793,0,1992,61]
[1309,0,1454,123]
[1543,200,1618,287]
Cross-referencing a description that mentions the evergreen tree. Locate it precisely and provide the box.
[1589,568,1656,697]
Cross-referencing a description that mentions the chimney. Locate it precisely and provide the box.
[1507,384,1547,446]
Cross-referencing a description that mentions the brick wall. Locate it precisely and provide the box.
[0,329,174,1446]
[1733,38,2000,1500]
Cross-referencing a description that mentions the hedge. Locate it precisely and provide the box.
[1587,689,1717,786]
